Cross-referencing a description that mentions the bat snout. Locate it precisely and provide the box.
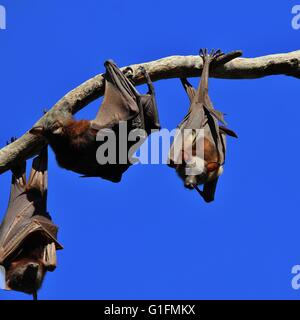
[7,259,45,294]
[184,176,197,189]
[25,262,40,274]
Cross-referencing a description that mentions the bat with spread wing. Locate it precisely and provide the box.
[0,145,62,299]
[168,49,238,202]
[30,60,160,183]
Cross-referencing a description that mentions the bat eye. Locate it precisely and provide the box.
[52,127,64,135]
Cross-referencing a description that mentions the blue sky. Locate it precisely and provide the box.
[0,0,299,300]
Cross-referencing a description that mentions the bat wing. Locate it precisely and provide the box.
[139,94,161,134]
[203,94,227,126]
[0,147,62,265]
[219,126,238,138]
[168,91,208,167]
[91,60,140,130]
[168,108,206,168]
[180,78,196,103]
[169,83,228,168]
[0,161,27,262]
[195,178,219,203]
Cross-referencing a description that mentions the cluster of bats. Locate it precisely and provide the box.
[0,49,238,299]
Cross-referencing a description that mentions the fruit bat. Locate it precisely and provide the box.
[0,146,62,300]
[168,49,238,202]
[30,60,160,183]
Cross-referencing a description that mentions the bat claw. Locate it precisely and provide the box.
[214,49,224,59]
[199,48,206,62]
[212,50,243,67]
[199,48,225,63]
[104,59,116,67]
[138,65,148,76]
[6,137,17,146]
[199,48,209,57]
[123,67,134,79]
[209,49,216,56]
[211,49,224,60]
[138,66,152,83]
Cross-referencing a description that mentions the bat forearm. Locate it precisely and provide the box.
[143,70,155,95]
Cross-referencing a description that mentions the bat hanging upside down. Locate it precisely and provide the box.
[168,49,238,202]
[30,60,160,183]
[0,145,62,300]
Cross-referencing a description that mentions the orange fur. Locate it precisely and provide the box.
[65,119,91,137]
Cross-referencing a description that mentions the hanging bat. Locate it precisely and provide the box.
[30,60,160,183]
[0,145,63,300]
[168,49,238,202]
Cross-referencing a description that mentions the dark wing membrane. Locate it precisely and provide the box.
[92,60,140,130]
[201,178,219,203]
[31,215,62,249]
[203,93,227,125]
[180,78,196,103]
[219,125,238,138]
[0,147,62,265]
[168,76,206,166]
[139,94,161,134]
[27,147,48,213]
[0,161,27,261]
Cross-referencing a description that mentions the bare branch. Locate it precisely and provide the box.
[0,50,299,175]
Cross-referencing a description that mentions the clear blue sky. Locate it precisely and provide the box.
[0,0,299,300]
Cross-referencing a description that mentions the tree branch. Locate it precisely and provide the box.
[0,49,299,175]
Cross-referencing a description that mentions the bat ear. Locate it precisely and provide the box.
[29,126,44,136]
[52,127,64,135]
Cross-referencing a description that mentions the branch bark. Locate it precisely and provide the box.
[0,49,299,175]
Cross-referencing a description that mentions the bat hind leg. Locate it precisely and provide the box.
[6,136,17,145]
[138,66,161,133]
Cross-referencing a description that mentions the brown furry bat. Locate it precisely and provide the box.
[30,60,160,183]
[0,146,62,299]
[168,49,238,202]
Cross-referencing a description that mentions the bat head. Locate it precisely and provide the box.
[184,175,205,189]
[175,158,207,189]
[176,157,223,189]
[6,258,45,294]
[3,232,57,296]
[29,120,74,154]
[30,119,68,140]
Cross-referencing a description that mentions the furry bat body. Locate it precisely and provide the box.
[0,146,62,299]
[31,60,160,183]
[168,49,238,202]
